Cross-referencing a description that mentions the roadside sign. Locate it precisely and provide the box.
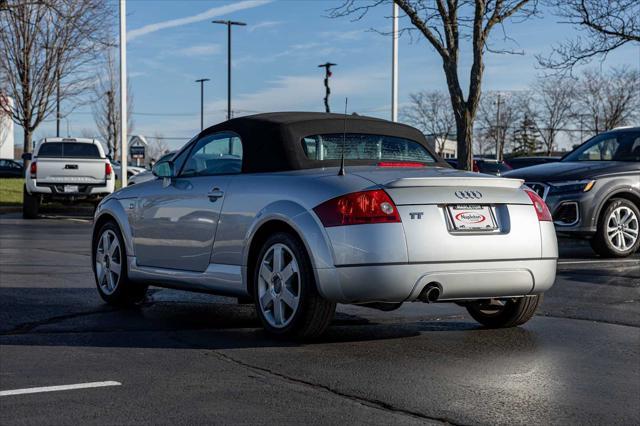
[130,145,145,159]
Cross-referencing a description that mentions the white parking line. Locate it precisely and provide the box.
[558,259,640,265]
[0,381,121,397]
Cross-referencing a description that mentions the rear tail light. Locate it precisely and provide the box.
[472,160,479,173]
[525,189,552,222]
[30,161,37,179]
[105,163,113,178]
[377,162,425,168]
[314,189,401,227]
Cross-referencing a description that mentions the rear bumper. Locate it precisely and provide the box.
[314,258,557,303]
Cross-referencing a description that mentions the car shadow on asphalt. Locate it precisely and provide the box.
[0,287,518,351]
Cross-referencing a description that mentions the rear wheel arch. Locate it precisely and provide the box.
[246,220,310,297]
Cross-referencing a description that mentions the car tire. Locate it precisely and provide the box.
[590,198,640,258]
[466,295,542,328]
[253,232,336,339]
[22,185,40,219]
[93,221,148,306]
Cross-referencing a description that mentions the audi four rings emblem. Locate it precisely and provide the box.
[455,190,483,199]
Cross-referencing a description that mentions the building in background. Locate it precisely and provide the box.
[425,135,457,159]
[0,95,15,159]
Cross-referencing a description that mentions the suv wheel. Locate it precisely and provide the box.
[590,198,639,258]
[466,295,542,328]
[253,232,335,338]
[22,185,40,219]
[93,221,147,305]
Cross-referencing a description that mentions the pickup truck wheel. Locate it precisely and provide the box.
[253,232,336,339]
[466,295,542,328]
[93,222,147,306]
[22,185,40,219]
[590,199,640,258]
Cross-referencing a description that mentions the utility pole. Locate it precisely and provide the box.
[119,0,128,187]
[195,78,210,131]
[391,1,398,122]
[212,20,246,121]
[318,62,336,113]
[495,93,502,161]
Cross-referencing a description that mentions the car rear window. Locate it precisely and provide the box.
[301,133,436,163]
[37,142,101,159]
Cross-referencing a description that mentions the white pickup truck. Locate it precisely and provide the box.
[23,138,115,218]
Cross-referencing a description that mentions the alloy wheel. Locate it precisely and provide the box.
[606,206,639,252]
[95,229,122,295]
[257,243,301,328]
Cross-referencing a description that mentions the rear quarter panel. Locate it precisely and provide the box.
[210,171,376,268]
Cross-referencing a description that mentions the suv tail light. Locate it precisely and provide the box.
[525,189,552,221]
[30,161,37,179]
[314,189,401,227]
[472,160,479,173]
[105,163,113,178]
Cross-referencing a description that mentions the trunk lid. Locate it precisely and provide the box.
[353,167,541,262]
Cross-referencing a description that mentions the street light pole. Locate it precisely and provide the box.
[55,70,60,137]
[119,0,128,187]
[195,78,210,131]
[391,1,398,122]
[212,20,246,120]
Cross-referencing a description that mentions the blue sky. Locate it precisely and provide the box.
[30,0,639,150]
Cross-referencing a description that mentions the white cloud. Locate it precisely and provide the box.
[178,44,221,57]
[128,0,272,41]
[248,20,284,32]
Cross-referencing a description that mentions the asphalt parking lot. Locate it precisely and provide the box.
[1,212,638,425]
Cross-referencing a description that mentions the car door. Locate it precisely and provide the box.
[133,132,243,272]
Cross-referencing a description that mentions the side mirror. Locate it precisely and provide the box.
[21,152,32,162]
[152,160,173,178]
[152,160,174,187]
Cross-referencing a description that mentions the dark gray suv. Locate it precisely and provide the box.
[504,127,640,257]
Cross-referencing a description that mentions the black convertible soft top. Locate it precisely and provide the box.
[199,112,446,173]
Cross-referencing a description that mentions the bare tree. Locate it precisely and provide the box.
[526,76,575,155]
[574,67,640,134]
[330,0,539,170]
[540,0,640,70]
[92,49,134,160]
[402,91,455,156]
[0,0,111,154]
[146,133,170,167]
[476,91,522,160]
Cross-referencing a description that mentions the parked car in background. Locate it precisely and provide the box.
[23,137,115,218]
[128,151,176,185]
[505,127,640,257]
[505,156,561,170]
[93,112,557,338]
[110,160,145,181]
[446,157,513,176]
[0,158,24,178]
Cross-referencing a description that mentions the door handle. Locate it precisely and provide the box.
[207,188,224,201]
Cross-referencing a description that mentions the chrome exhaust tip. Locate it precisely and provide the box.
[418,282,441,303]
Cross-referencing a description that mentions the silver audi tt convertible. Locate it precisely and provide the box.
[92,112,557,337]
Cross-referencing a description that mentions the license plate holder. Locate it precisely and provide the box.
[63,185,79,193]
[447,204,497,231]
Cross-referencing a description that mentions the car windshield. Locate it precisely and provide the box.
[563,131,640,162]
[37,142,101,159]
[301,133,436,163]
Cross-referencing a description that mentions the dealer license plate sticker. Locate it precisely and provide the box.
[447,205,497,231]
